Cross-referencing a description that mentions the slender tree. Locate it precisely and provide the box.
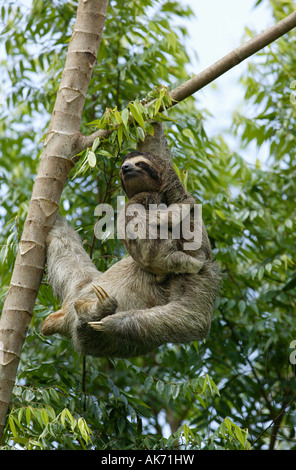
[0,0,109,442]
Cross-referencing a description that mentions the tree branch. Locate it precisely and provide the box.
[78,10,296,153]
[250,395,295,449]
[169,10,296,105]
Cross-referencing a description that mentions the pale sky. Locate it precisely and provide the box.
[184,0,274,164]
[185,0,273,131]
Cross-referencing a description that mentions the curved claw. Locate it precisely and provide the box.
[88,320,104,331]
[92,283,109,303]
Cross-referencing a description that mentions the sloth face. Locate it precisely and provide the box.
[120,152,161,199]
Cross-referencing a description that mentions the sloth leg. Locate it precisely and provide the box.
[153,251,205,283]
[42,308,69,337]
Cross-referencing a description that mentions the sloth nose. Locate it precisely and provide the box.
[122,162,132,173]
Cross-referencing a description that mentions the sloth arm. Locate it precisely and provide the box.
[89,297,210,346]
[155,200,196,228]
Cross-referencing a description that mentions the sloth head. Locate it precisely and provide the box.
[120,151,165,199]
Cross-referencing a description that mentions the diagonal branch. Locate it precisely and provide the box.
[78,10,296,154]
[169,9,296,104]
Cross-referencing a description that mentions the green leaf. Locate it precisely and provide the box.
[92,137,100,152]
[208,376,220,397]
[87,150,97,168]
[23,389,35,402]
[77,417,92,444]
[49,388,61,405]
[41,408,49,426]
[117,417,125,435]
[121,108,129,127]
[195,395,206,408]
[238,299,246,314]
[129,102,146,129]
[172,383,180,399]
[26,407,32,426]
[144,376,153,392]
[258,265,264,281]
[182,128,194,140]
[265,263,272,273]
[117,124,123,148]
[183,423,190,443]
[224,417,234,436]
[164,383,172,401]
[137,126,145,142]
[156,381,165,394]
[9,416,18,438]
[234,425,246,447]
[154,97,162,115]
[60,409,67,428]
[114,109,122,124]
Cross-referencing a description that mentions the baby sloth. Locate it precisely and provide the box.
[118,152,205,282]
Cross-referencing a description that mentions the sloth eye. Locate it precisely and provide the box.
[136,161,144,167]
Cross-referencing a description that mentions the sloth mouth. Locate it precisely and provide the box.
[122,168,141,178]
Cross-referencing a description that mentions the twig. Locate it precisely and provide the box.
[250,395,296,448]
[89,155,120,259]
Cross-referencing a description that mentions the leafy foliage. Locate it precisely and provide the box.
[1,0,296,450]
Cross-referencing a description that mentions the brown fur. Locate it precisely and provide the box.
[118,152,206,282]
[42,125,220,358]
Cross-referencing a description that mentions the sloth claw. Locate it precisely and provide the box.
[92,283,109,303]
[88,321,104,331]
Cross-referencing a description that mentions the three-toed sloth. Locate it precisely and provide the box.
[118,151,206,283]
[42,136,220,358]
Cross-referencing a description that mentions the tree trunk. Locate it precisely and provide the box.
[0,0,108,443]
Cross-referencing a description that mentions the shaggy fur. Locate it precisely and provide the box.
[42,125,220,358]
[118,152,207,282]
[43,215,220,357]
